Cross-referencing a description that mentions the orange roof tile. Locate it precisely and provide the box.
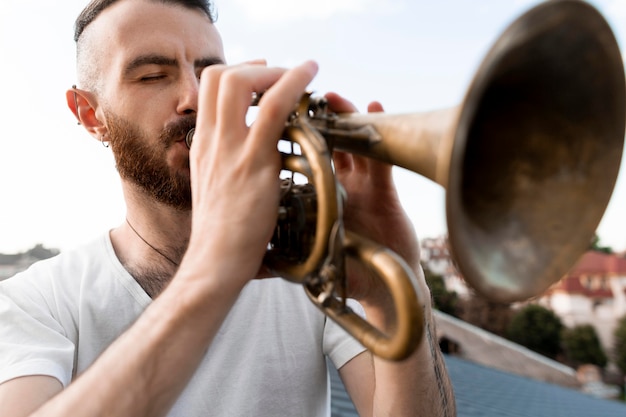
[569,251,626,275]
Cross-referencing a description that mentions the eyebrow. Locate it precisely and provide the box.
[123,54,225,76]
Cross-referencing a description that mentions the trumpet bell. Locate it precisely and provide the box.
[448,0,625,302]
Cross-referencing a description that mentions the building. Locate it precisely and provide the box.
[420,236,470,298]
[422,235,626,357]
[538,251,626,354]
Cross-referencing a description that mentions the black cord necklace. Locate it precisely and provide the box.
[126,218,179,267]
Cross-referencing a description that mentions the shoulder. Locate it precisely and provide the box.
[8,234,113,279]
[1,233,147,312]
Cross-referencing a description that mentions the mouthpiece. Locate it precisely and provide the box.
[185,128,195,149]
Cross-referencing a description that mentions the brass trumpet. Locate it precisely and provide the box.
[189,0,626,360]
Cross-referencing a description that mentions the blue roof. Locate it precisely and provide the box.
[330,355,626,417]
[329,362,359,417]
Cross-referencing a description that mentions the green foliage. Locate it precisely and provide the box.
[457,296,513,337]
[423,266,458,317]
[589,234,613,254]
[613,315,626,374]
[506,304,563,359]
[561,324,607,368]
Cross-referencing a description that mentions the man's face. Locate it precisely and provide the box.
[83,0,225,209]
[106,110,195,209]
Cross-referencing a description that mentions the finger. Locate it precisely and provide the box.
[367,100,384,113]
[197,63,228,130]
[351,100,387,172]
[354,153,393,181]
[241,58,267,66]
[215,65,291,137]
[325,93,358,171]
[197,61,268,132]
[332,150,354,172]
[248,60,319,155]
[363,100,394,178]
[324,91,358,113]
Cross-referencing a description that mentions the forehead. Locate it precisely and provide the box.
[85,0,224,68]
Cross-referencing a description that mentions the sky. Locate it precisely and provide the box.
[0,0,625,254]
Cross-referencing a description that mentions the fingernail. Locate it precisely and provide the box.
[304,60,319,75]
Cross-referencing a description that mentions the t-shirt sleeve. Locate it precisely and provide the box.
[0,276,74,387]
[322,298,367,369]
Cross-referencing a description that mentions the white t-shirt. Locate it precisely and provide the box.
[0,234,366,416]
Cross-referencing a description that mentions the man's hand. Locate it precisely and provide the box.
[323,92,422,307]
[184,60,319,285]
[328,93,456,417]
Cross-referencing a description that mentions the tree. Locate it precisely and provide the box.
[561,324,607,368]
[613,315,626,374]
[506,304,563,359]
[456,295,513,337]
[589,234,613,254]
[423,266,458,317]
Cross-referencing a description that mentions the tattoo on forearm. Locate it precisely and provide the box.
[425,318,456,417]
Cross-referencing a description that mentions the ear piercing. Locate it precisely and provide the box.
[72,85,81,126]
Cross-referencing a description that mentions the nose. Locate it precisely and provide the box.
[177,71,199,116]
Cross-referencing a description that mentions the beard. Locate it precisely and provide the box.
[105,110,195,210]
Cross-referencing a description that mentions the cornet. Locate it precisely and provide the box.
[188,0,626,360]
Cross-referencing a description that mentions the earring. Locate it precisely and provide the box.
[101,134,110,148]
[72,85,81,126]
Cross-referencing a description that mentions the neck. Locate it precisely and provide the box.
[126,217,180,267]
[111,185,192,297]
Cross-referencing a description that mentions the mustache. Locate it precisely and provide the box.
[161,117,196,147]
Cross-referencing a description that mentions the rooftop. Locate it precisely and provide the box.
[329,310,626,416]
[570,251,626,276]
[330,355,626,417]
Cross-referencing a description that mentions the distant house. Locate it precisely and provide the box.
[420,236,470,298]
[537,251,626,354]
[421,236,626,357]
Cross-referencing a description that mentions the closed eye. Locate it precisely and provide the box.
[140,74,167,82]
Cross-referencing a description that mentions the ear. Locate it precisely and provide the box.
[66,86,107,139]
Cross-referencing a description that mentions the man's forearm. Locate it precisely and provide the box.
[31,267,247,417]
[366,274,456,417]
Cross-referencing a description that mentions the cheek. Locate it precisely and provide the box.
[167,141,191,171]
[110,91,170,134]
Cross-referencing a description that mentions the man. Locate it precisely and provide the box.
[0,0,455,415]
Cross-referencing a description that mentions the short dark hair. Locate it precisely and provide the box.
[74,0,216,42]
